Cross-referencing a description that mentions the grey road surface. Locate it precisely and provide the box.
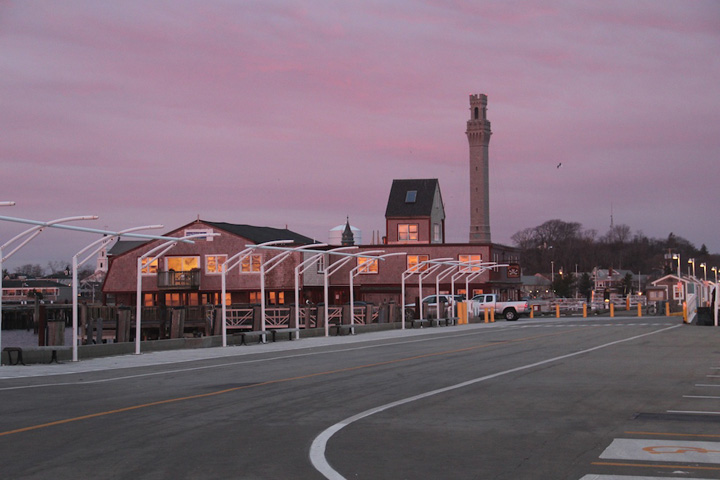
[1,317,718,480]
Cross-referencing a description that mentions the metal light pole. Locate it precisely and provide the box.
[417,258,453,321]
[323,251,357,337]
[221,240,294,347]
[672,254,681,278]
[293,246,348,340]
[259,243,327,340]
[1,215,98,361]
[348,251,401,333]
[135,232,215,355]
[72,225,164,361]
[700,263,707,282]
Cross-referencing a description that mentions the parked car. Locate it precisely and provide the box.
[405,294,464,308]
[470,294,530,321]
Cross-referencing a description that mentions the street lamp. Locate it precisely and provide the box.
[136,232,216,355]
[688,258,696,278]
[712,266,718,283]
[672,254,681,277]
[348,251,401,334]
[72,224,164,362]
[1,215,98,360]
[700,263,707,281]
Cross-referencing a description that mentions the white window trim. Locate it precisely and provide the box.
[357,257,379,275]
[205,254,227,275]
[459,254,482,272]
[184,228,215,241]
[141,257,158,276]
[398,223,419,242]
[240,254,262,274]
[407,254,429,272]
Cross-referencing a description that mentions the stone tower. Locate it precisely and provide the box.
[466,93,492,243]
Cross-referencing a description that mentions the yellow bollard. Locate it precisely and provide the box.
[683,302,688,323]
[491,307,495,322]
[555,303,560,318]
[610,303,615,317]
[484,307,489,323]
[530,307,534,319]
[637,303,642,317]
[665,302,670,317]
[457,301,466,325]
[583,303,587,318]
[626,297,630,311]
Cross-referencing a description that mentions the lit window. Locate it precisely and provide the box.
[357,257,379,274]
[206,255,227,274]
[398,224,419,242]
[141,258,158,275]
[459,254,482,272]
[407,254,429,272]
[241,254,262,273]
[268,291,285,305]
[166,256,199,272]
[143,293,154,307]
[165,293,182,306]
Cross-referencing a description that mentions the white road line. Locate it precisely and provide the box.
[581,475,715,479]
[667,410,720,415]
[309,325,681,480]
[684,395,720,399]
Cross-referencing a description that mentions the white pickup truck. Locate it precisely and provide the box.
[470,294,530,321]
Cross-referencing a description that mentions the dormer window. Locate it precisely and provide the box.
[405,190,417,203]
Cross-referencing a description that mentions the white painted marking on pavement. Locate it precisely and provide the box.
[580,475,715,480]
[667,410,720,415]
[309,325,680,479]
[600,438,720,464]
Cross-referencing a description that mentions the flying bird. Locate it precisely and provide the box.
[557,162,562,169]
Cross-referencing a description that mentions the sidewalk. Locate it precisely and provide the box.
[0,323,469,380]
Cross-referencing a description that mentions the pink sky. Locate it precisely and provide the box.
[1,1,719,271]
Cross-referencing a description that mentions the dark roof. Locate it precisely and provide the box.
[108,240,147,257]
[203,221,317,245]
[107,222,317,258]
[3,279,69,288]
[385,179,443,218]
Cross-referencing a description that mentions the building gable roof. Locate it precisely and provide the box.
[107,221,317,259]
[385,179,444,218]
[202,221,317,245]
[108,240,147,257]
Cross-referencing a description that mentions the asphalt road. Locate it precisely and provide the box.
[2,316,719,480]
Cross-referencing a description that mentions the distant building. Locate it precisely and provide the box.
[1,279,72,304]
[100,93,524,308]
[102,220,316,307]
[467,93,492,243]
[385,178,445,244]
[328,222,362,246]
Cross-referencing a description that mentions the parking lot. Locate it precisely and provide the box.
[1,316,719,479]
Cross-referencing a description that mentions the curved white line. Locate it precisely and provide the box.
[309,325,681,479]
